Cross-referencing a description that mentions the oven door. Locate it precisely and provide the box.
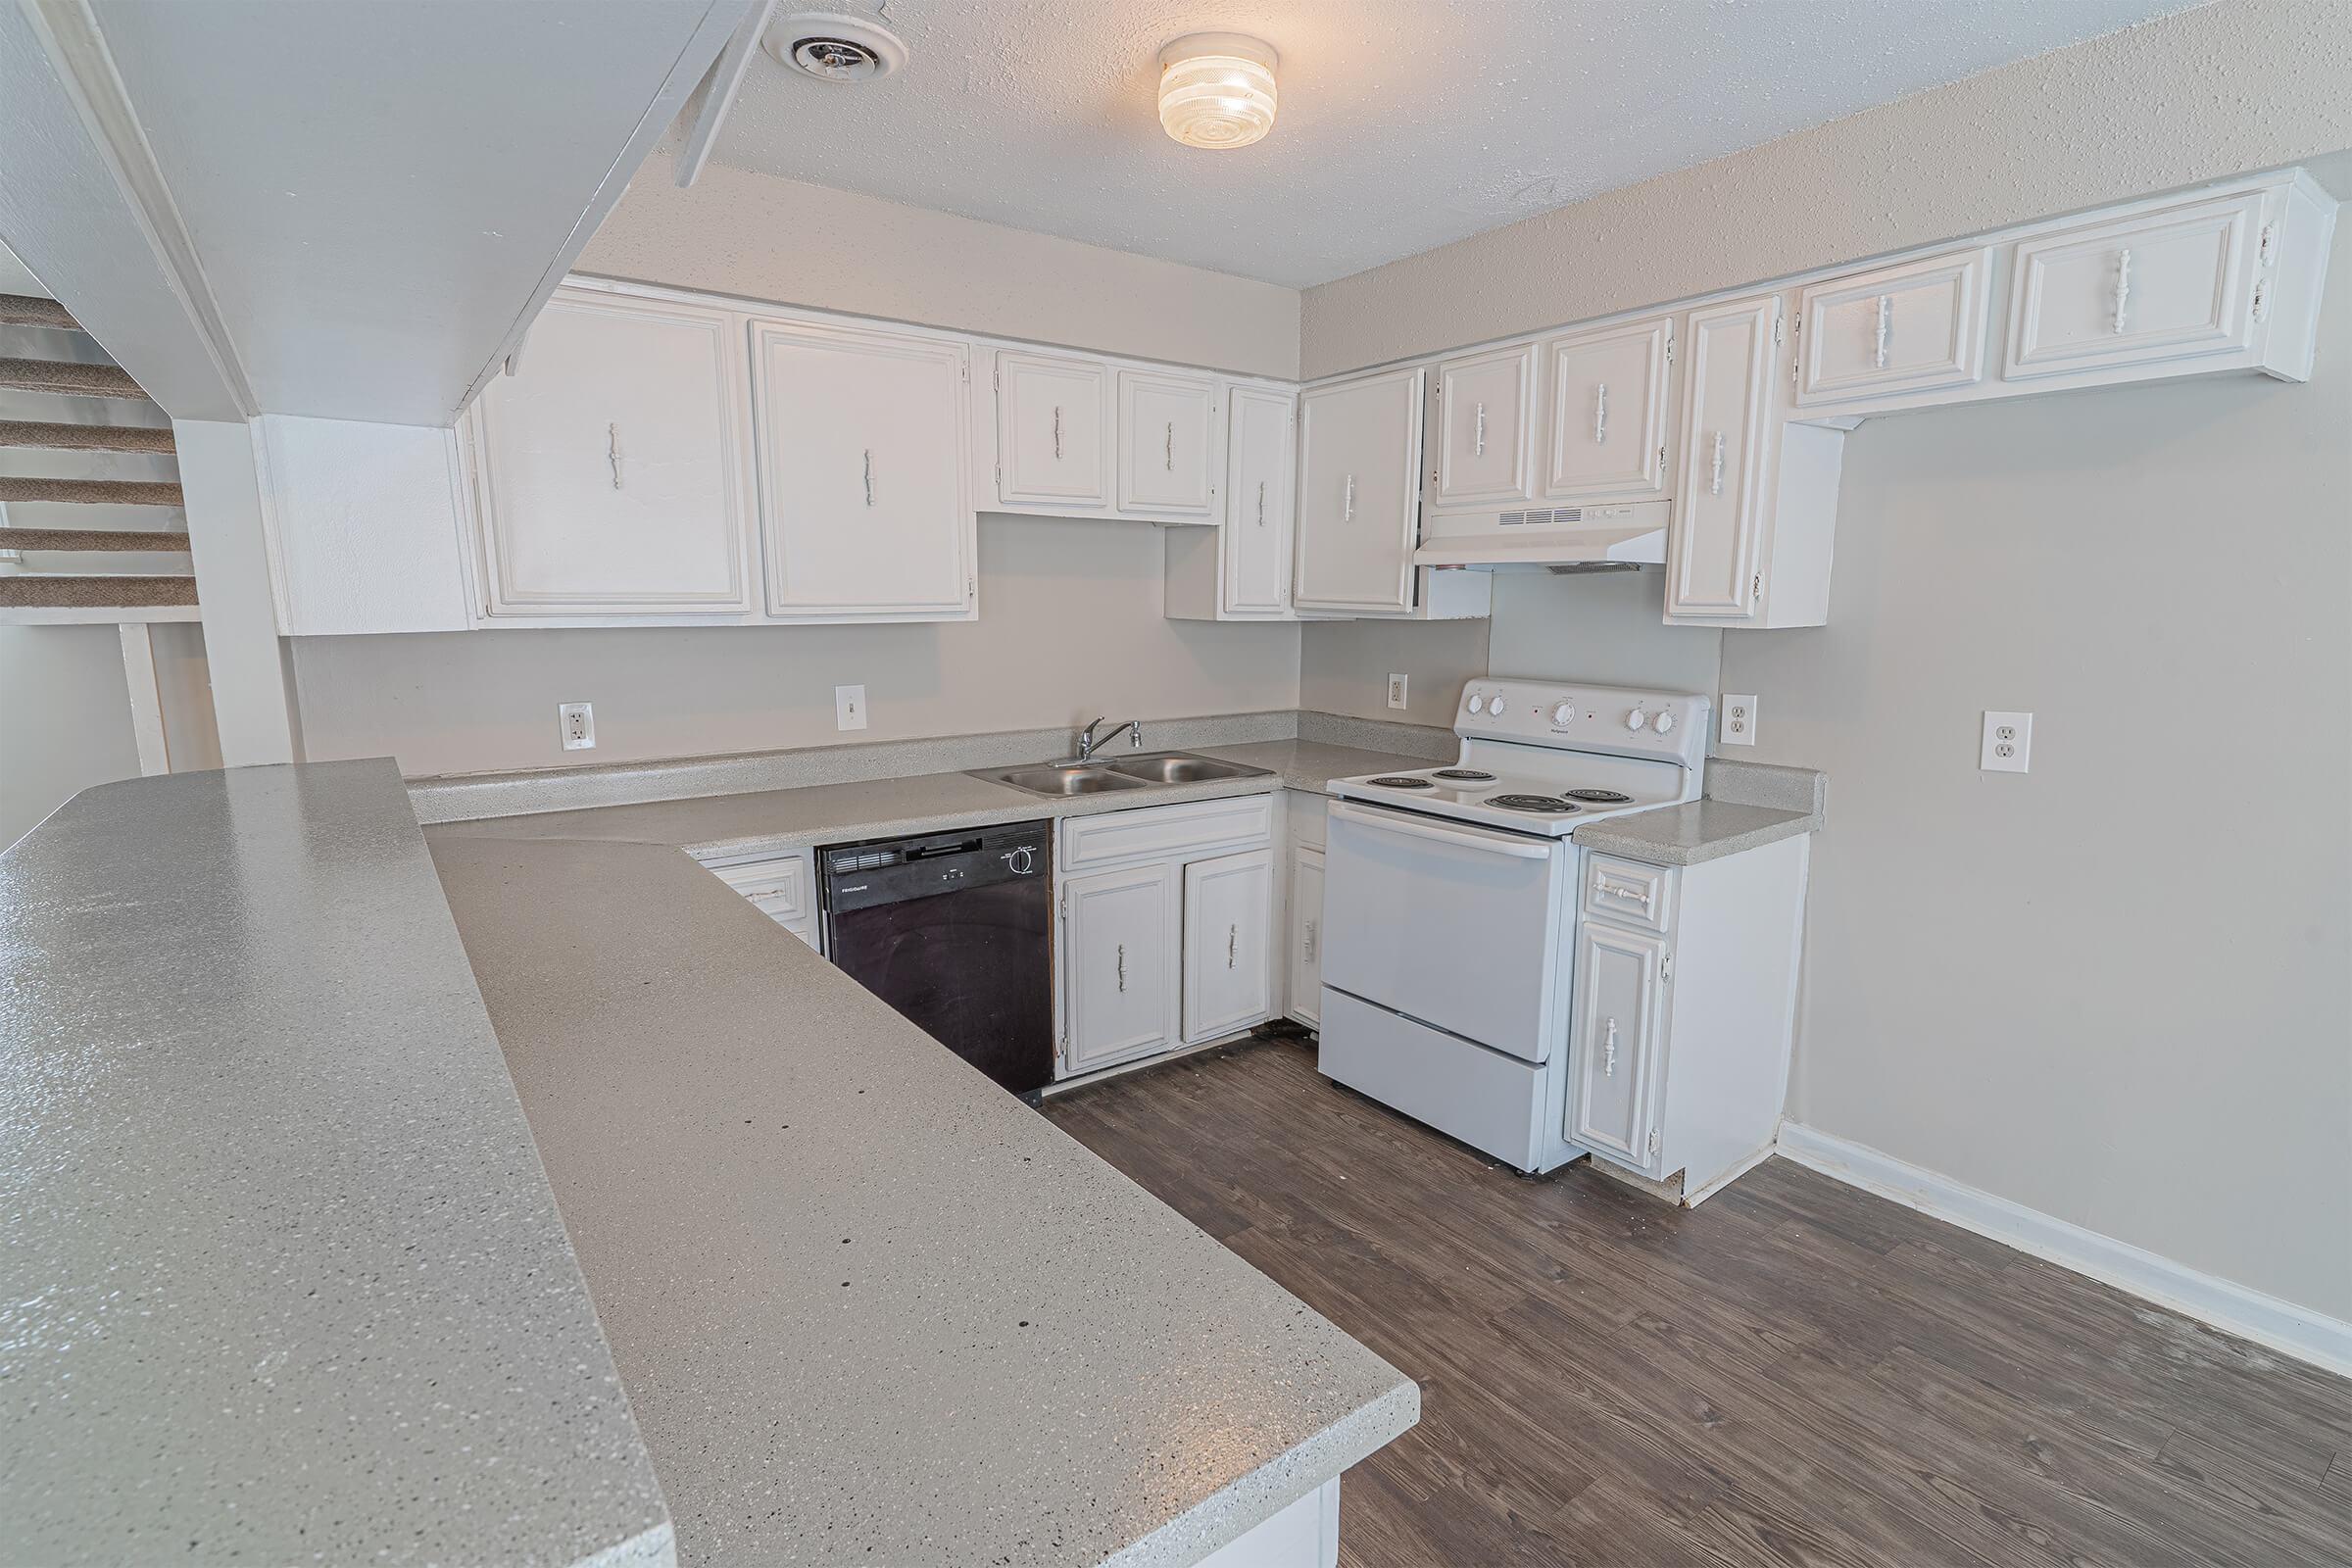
[1322,799,1570,1061]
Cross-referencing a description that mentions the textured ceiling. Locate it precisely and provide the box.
[704,0,2199,288]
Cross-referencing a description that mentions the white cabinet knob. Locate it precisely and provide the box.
[1551,702,1574,724]
[1624,708,1647,732]
[1652,711,1676,735]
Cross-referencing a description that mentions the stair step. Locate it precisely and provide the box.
[0,293,78,329]
[0,574,197,610]
[0,418,175,454]
[0,476,183,507]
[0,357,146,399]
[0,526,190,553]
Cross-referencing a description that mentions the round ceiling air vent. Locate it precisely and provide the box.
[764,12,906,82]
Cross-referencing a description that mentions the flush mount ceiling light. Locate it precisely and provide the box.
[1156,32,1278,150]
[764,11,906,82]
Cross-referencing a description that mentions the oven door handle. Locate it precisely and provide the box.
[1329,800,1557,859]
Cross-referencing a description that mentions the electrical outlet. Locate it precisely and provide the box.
[1720,694,1758,747]
[1387,672,1409,710]
[835,684,868,732]
[1981,710,2033,772]
[559,703,595,751]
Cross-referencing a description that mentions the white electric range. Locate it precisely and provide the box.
[1318,678,1711,1173]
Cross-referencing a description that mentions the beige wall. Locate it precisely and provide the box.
[1300,0,2352,378]
[585,156,1301,380]
[294,514,1299,777]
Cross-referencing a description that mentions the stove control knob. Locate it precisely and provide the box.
[1551,702,1575,725]
[1469,694,1489,714]
[1652,711,1676,735]
[1624,708,1648,732]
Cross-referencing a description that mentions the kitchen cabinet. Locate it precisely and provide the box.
[699,848,822,952]
[1541,316,1674,504]
[1287,844,1324,1028]
[1117,368,1216,516]
[1182,849,1273,1044]
[2004,190,2263,382]
[1796,248,1990,410]
[1566,919,1668,1172]
[1061,860,1180,1074]
[472,288,755,616]
[995,350,1110,509]
[1430,344,1537,510]
[1292,368,1424,614]
[1163,384,1295,620]
[1664,291,1843,629]
[750,317,975,620]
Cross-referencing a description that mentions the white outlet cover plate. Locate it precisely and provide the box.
[559,702,595,751]
[1981,710,2033,772]
[1720,694,1758,747]
[836,684,868,731]
[1387,672,1408,710]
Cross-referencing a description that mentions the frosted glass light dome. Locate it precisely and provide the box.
[1156,33,1278,150]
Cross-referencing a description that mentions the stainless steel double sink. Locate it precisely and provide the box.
[969,751,1272,799]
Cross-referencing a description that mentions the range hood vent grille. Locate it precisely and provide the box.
[1498,507,1588,527]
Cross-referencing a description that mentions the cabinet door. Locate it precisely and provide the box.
[1543,316,1672,502]
[751,318,972,617]
[1798,249,1989,406]
[1287,845,1324,1026]
[1118,369,1215,515]
[997,351,1109,508]
[1293,368,1423,614]
[475,290,753,615]
[1432,343,1536,509]
[2005,191,2261,380]
[1665,294,1781,620]
[1567,920,1667,1173]
[1222,386,1295,615]
[1183,849,1272,1045]
[1062,861,1178,1074]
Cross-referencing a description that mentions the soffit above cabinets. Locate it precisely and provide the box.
[696,0,2196,289]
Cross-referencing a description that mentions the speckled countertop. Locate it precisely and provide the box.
[430,833,1418,1567]
[1572,800,1822,867]
[0,762,670,1567]
[425,739,1432,858]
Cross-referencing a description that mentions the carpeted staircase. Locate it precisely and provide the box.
[0,293,193,616]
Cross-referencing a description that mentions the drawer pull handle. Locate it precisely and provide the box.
[1165,420,1175,471]
[1115,942,1125,993]
[1256,479,1266,526]
[607,421,623,490]
[1707,431,1726,496]
[1053,405,1063,459]
[1303,919,1317,961]
[1604,1017,1619,1077]
[1592,381,1608,445]
[2112,248,2132,335]
[1597,878,1653,906]
[862,448,874,508]
[1343,473,1355,522]
[1473,400,1487,457]
[1227,923,1238,968]
[1873,293,1892,370]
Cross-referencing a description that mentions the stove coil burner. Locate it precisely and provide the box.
[1432,768,1496,781]
[1367,775,1435,789]
[1562,789,1633,804]
[1488,793,1579,812]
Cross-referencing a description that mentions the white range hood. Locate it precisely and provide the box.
[1413,500,1669,571]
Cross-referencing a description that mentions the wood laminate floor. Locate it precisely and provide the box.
[1045,1036,2352,1567]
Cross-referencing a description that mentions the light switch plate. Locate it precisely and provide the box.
[835,684,868,732]
[1387,672,1408,710]
[1981,710,2033,772]
[559,703,595,751]
[1720,694,1758,746]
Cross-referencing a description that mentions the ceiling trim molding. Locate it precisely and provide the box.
[23,0,258,416]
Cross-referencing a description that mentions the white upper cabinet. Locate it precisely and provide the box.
[1542,316,1673,503]
[2004,190,2265,383]
[750,317,974,620]
[1666,295,1780,620]
[473,289,754,616]
[1797,248,1990,409]
[996,350,1110,508]
[1117,368,1216,516]
[1220,384,1295,614]
[1431,344,1537,509]
[1292,368,1424,615]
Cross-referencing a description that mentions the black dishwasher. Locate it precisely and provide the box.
[819,820,1055,1098]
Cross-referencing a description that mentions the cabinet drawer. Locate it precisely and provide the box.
[703,853,812,924]
[1058,793,1274,872]
[1287,788,1328,851]
[2003,191,2261,380]
[1797,248,1990,406]
[1581,853,1674,934]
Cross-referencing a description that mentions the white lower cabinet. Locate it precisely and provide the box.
[1567,919,1667,1172]
[1061,861,1180,1074]
[1183,850,1273,1044]
[699,849,822,953]
[1287,845,1324,1027]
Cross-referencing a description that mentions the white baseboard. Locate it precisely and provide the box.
[1775,1120,2352,1380]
